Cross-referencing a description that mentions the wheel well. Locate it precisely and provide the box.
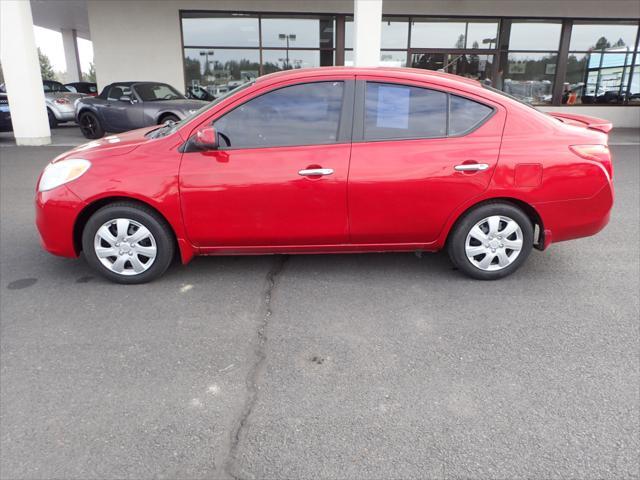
[77,108,94,119]
[73,197,178,256]
[447,197,545,248]
[158,112,179,124]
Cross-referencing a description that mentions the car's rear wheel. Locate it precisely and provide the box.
[159,114,179,125]
[47,109,58,129]
[82,202,175,284]
[447,202,533,280]
[78,111,104,139]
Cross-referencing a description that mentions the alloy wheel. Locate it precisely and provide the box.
[465,215,523,271]
[93,218,157,276]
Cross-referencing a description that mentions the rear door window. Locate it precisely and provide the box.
[364,82,447,140]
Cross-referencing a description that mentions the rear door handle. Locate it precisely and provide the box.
[454,163,489,172]
[298,168,334,176]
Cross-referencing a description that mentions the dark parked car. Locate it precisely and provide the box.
[0,93,11,132]
[64,82,98,96]
[75,81,208,139]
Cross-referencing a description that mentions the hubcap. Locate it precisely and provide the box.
[93,218,157,276]
[465,215,523,271]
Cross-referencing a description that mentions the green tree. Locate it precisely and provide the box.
[38,48,55,80]
[83,62,96,83]
[613,38,626,48]
[594,36,611,50]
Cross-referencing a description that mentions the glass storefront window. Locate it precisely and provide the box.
[410,19,498,49]
[466,22,499,50]
[261,16,334,48]
[411,53,494,82]
[411,19,468,49]
[569,23,639,52]
[564,52,635,104]
[262,50,322,73]
[182,14,259,47]
[184,48,260,94]
[380,50,407,67]
[629,64,640,104]
[381,17,409,49]
[503,53,558,104]
[508,21,561,51]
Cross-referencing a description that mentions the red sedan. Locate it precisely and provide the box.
[35,67,614,283]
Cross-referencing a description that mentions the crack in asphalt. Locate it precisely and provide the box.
[223,255,289,480]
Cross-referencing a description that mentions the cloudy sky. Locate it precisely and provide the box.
[34,26,94,74]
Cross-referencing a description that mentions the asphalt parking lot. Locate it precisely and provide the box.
[1,132,639,479]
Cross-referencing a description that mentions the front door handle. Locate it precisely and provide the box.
[454,163,489,172]
[298,168,334,176]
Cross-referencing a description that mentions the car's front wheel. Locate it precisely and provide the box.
[447,202,533,280]
[78,111,105,139]
[81,202,175,284]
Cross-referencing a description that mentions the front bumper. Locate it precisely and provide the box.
[35,185,86,258]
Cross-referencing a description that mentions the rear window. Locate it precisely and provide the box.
[449,95,493,135]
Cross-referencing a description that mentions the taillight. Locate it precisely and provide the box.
[54,98,70,104]
[569,144,613,180]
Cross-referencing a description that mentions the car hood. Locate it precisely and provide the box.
[52,126,158,163]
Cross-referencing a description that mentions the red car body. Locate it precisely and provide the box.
[36,67,614,273]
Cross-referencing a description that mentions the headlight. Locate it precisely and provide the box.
[38,158,91,192]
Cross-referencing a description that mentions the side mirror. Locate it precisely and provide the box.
[192,126,218,150]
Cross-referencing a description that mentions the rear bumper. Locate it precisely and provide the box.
[35,185,86,258]
[534,181,614,247]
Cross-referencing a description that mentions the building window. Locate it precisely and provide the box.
[562,22,639,105]
[181,12,336,95]
[410,19,498,50]
[497,21,562,105]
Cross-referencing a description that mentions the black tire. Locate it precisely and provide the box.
[81,202,175,284]
[159,114,179,125]
[78,111,105,139]
[447,202,534,280]
[47,109,58,129]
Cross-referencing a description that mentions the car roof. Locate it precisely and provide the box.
[256,66,481,86]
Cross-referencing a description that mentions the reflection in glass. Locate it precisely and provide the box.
[565,52,634,104]
[411,19,467,48]
[184,48,260,96]
[508,22,561,51]
[182,14,259,47]
[629,66,640,104]
[503,53,558,104]
[569,23,639,52]
[380,51,407,67]
[261,16,334,48]
[410,19,498,49]
[262,50,322,73]
[381,17,409,49]
[411,53,494,82]
[466,22,499,50]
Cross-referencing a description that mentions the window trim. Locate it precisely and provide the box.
[352,80,496,143]
[208,79,355,151]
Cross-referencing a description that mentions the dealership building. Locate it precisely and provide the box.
[1,0,639,144]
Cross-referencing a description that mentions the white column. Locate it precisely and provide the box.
[353,0,383,67]
[0,0,50,145]
[61,29,82,83]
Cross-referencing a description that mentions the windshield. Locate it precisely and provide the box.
[146,81,255,139]
[481,84,539,111]
[134,83,185,101]
[43,81,71,93]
